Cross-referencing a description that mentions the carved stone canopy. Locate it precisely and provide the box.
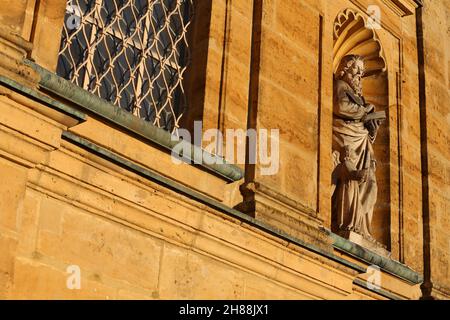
[333,9,387,77]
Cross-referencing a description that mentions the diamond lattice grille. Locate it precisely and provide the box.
[57,0,194,133]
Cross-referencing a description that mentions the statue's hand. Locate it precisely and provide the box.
[353,168,369,182]
[367,119,381,137]
[366,120,381,138]
[364,103,376,114]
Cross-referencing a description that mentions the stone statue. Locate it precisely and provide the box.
[331,55,385,242]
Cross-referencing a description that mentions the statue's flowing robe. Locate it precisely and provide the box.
[332,79,377,239]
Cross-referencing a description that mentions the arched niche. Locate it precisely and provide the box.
[332,9,391,250]
[333,9,387,77]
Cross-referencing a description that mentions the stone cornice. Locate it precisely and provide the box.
[327,231,423,285]
[24,60,245,182]
[382,0,421,16]
[62,130,423,288]
[0,75,86,126]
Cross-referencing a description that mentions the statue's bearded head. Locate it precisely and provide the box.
[336,55,365,96]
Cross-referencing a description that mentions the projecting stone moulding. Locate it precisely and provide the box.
[382,0,421,17]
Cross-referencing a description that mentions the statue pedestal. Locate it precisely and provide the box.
[341,231,391,258]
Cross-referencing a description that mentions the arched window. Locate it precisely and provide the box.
[56,0,194,133]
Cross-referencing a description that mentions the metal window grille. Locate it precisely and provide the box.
[56,0,194,133]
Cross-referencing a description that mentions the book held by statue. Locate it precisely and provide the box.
[363,111,386,122]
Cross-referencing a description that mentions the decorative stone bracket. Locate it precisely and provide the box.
[237,182,332,251]
[0,26,39,88]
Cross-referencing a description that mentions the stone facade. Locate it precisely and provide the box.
[0,0,448,300]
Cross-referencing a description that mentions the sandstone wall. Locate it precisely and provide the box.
[422,0,450,299]
[0,0,447,300]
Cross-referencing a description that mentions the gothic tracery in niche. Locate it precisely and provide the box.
[333,9,387,77]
